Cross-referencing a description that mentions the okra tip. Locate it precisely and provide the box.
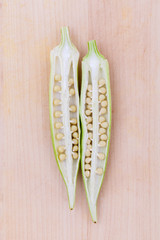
[90,203,97,223]
[60,26,71,46]
[67,184,76,210]
[87,40,98,55]
[86,39,105,60]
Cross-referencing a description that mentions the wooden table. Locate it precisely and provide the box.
[1,0,160,239]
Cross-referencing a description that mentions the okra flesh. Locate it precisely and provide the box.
[49,27,80,209]
[80,41,111,222]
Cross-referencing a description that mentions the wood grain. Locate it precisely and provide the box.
[1,0,160,239]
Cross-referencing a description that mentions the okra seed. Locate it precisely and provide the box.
[101,121,109,128]
[54,74,61,81]
[85,109,92,116]
[99,87,106,94]
[86,138,91,145]
[87,144,92,150]
[86,116,92,123]
[85,158,91,164]
[73,132,79,138]
[85,164,91,170]
[54,111,62,118]
[54,122,63,129]
[57,146,65,153]
[72,152,78,160]
[99,116,106,123]
[70,105,77,112]
[95,167,103,175]
[98,153,105,160]
[99,128,106,134]
[73,145,78,152]
[99,141,106,147]
[86,97,92,104]
[56,133,64,140]
[72,138,78,144]
[86,104,92,110]
[70,118,77,124]
[101,100,108,107]
[99,94,105,102]
[53,99,61,106]
[87,123,93,130]
[100,107,107,115]
[85,149,91,157]
[87,91,92,98]
[98,78,105,86]
[68,78,74,85]
[59,153,66,161]
[87,84,92,91]
[71,125,78,132]
[53,85,61,92]
[88,132,93,139]
[100,134,108,141]
[69,88,75,96]
[85,170,90,178]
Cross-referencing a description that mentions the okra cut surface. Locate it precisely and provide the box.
[80,40,111,222]
[49,27,80,209]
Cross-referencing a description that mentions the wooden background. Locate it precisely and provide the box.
[1,0,160,239]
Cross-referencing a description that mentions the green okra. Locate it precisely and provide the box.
[80,40,111,222]
[49,27,80,209]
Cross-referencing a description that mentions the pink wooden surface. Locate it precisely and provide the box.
[1,0,160,239]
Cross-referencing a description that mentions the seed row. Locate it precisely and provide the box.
[53,74,66,162]
[71,118,79,160]
[68,77,79,161]
[95,78,108,175]
[84,84,93,178]
[84,80,108,178]
[98,78,108,151]
[53,75,79,162]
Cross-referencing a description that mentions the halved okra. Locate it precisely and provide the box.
[49,27,80,209]
[80,40,111,222]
